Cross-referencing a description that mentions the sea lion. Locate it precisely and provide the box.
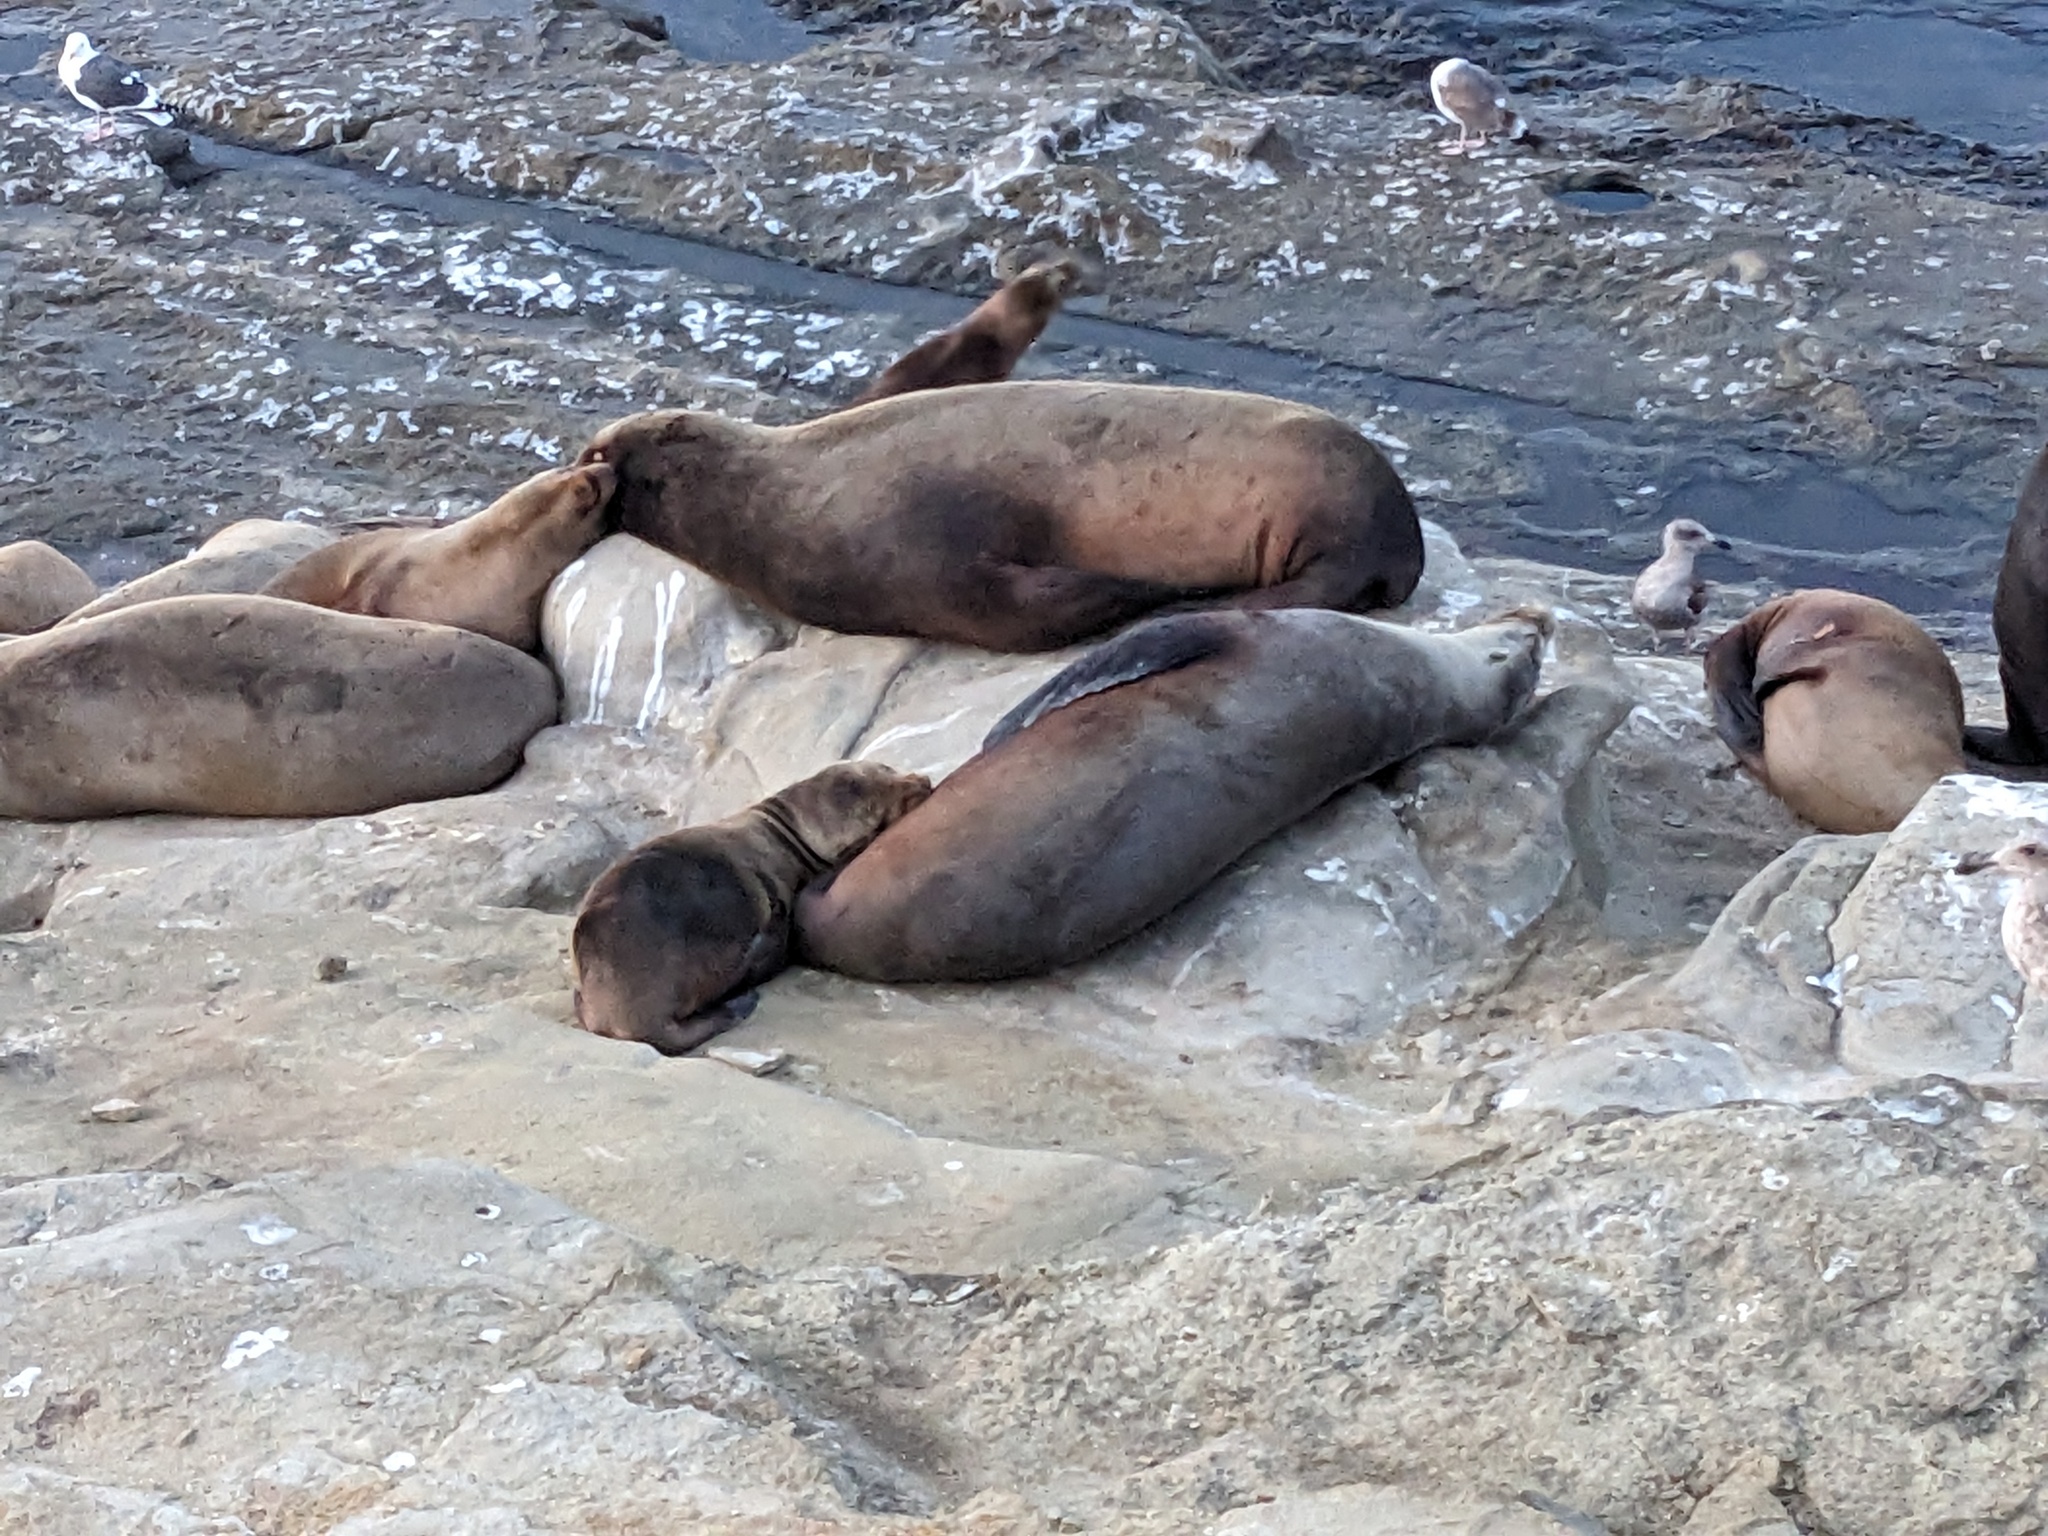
[61,519,336,626]
[0,594,557,820]
[579,381,1425,652]
[0,541,97,633]
[1704,588,1965,835]
[794,605,1551,982]
[572,761,933,1054]
[846,250,1090,407]
[1967,441,2048,767]
[261,461,616,651]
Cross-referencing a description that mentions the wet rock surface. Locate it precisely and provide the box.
[4,0,2048,1529]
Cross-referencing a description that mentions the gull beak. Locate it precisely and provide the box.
[1954,852,1997,875]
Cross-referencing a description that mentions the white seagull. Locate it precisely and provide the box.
[1429,57,1524,154]
[1956,837,2048,1003]
[59,32,174,144]
[1630,518,1731,652]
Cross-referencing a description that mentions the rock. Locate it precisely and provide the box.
[1212,1482,1582,1533]
[963,0,1238,86]
[1830,774,2048,1080]
[0,542,96,633]
[704,1045,791,1077]
[60,520,337,626]
[0,1163,913,1529]
[1681,1452,1797,1534]
[1183,116,1303,187]
[693,1098,2048,1535]
[1572,832,1879,1081]
[1499,1028,1755,1119]
[139,127,222,189]
[540,533,795,735]
[84,1097,145,1123]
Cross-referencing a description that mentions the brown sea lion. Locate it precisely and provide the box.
[0,541,96,633]
[579,381,1425,653]
[62,519,336,626]
[793,605,1551,982]
[1967,440,2048,767]
[261,461,616,651]
[572,761,933,1054]
[1705,588,1965,835]
[846,250,1091,407]
[0,594,557,820]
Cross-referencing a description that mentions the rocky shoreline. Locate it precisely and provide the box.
[5,1,2048,1531]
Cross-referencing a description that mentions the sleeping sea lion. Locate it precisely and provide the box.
[793,605,1551,982]
[1705,587,1965,834]
[262,461,616,651]
[0,541,96,633]
[0,594,556,820]
[572,761,933,1054]
[579,381,1425,653]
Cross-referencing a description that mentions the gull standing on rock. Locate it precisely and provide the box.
[1631,518,1731,652]
[1956,837,2048,1003]
[1429,58,1524,154]
[58,33,173,144]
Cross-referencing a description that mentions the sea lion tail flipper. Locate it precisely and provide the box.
[1962,724,2048,775]
[983,612,1234,749]
[1702,621,1768,768]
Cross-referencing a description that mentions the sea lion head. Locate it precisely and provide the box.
[570,844,753,1057]
[576,409,709,473]
[1442,603,1554,733]
[476,460,620,553]
[773,759,935,866]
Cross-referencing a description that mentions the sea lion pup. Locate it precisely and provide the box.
[0,594,556,820]
[846,249,1094,407]
[578,381,1425,652]
[794,605,1552,983]
[1967,440,2048,767]
[1630,517,1730,651]
[261,461,616,651]
[1704,588,1965,835]
[572,761,933,1054]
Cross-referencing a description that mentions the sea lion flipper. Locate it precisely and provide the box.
[1702,621,1768,768]
[983,612,1234,749]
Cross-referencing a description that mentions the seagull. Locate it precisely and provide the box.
[1630,518,1731,652]
[1429,58,1524,154]
[58,33,174,144]
[1955,837,2048,1002]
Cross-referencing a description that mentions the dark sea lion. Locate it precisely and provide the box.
[0,541,97,634]
[793,605,1551,982]
[1704,588,1964,835]
[262,461,616,651]
[1967,440,2048,766]
[0,594,557,820]
[572,761,933,1054]
[846,250,1090,407]
[579,381,1424,652]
